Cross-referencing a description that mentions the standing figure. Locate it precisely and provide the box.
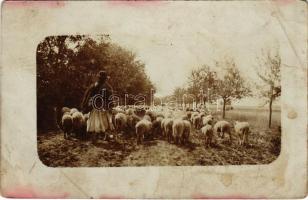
[81,70,114,143]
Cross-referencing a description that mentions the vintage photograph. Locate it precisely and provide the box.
[37,34,281,167]
[1,0,306,198]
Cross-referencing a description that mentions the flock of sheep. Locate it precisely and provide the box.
[59,105,251,147]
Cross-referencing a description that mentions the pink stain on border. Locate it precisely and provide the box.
[4,0,65,8]
[2,186,69,198]
[106,0,166,8]
[273,0,296,6]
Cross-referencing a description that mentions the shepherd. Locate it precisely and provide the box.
[81,70,115,143]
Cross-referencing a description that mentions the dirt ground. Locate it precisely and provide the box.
[38,109,281,167]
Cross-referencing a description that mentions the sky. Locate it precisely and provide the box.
[88,1,302,104]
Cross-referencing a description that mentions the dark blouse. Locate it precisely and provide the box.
[81,82,114,113]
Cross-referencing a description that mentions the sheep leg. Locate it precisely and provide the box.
[237,133,241,145]
[229,131,232,143]
[220,131,224,139]
[168,133,171,143]
[243,131,248,146]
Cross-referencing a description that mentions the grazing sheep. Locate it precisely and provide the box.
[135,119,152,144]
[61,107,71,115]
[156,113,165,119]
[202,115,214,126]
[152,116,164,136]
[164,111,173,119]
[72,111,87,140]
[61,113,73,139]
[192,115,202,129]
[134,108,146,118]
[234,121,250,146]
[163,118,174,142]
[181,115,189,121]
[172,119,185,144]
[145,110,157,121]
[214,120,232,143]
[201,124,213,148]
[198,112,206,118]
[143,114,152,122]
[114,113,128,133]
[113,107,125,114]
[125,108,135,116]
[70,108,78,115]
[186,112,192,121]
[127,114,141,131]
[182,120,191,145]
[161,118,167,136]
[191,112,199,120]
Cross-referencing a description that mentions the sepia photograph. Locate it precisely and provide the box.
[1,1,306,198]
[37,34,281,167]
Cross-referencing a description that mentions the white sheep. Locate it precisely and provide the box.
[181,114,189,121]
[214,120,232,143]
[155,113,165,119]
[145,110,157,121]
[127,114,141,131]
[125,108,135,116]
[198,112,206,119]
[186,112,192,121]
[202,115,214,126]
[143,114,152,122]
[182,120,191,145]
[161,118,167,136]
[114,113,128,133]
[234,121,250,146]
[61,113,73,139]
[201,124,213,148]
[152,116,164,136]
[135,119,152,145]
[164,111,173,119]
[162,118,173,142]
[113,107,125,114]
[69,108,78,115]
[192,115,202,129]
[172,119,185,144]
[72,111,87,140]
[190,112,199,121]
[61,107,71,115]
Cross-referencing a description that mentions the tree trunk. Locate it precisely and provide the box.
[222,99,226,119]
[269,95,273,128]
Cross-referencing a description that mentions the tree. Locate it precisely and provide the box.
[255,49,281,128]
[214,58,251,118]
[37,35,155,130]
[173,87,187,107]
[187,65,217,106]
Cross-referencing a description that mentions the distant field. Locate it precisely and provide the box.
[213,106,281,129]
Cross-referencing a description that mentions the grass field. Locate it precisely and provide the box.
[37,107,281,167]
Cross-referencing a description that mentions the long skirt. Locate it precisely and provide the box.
[87,109,114,133]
